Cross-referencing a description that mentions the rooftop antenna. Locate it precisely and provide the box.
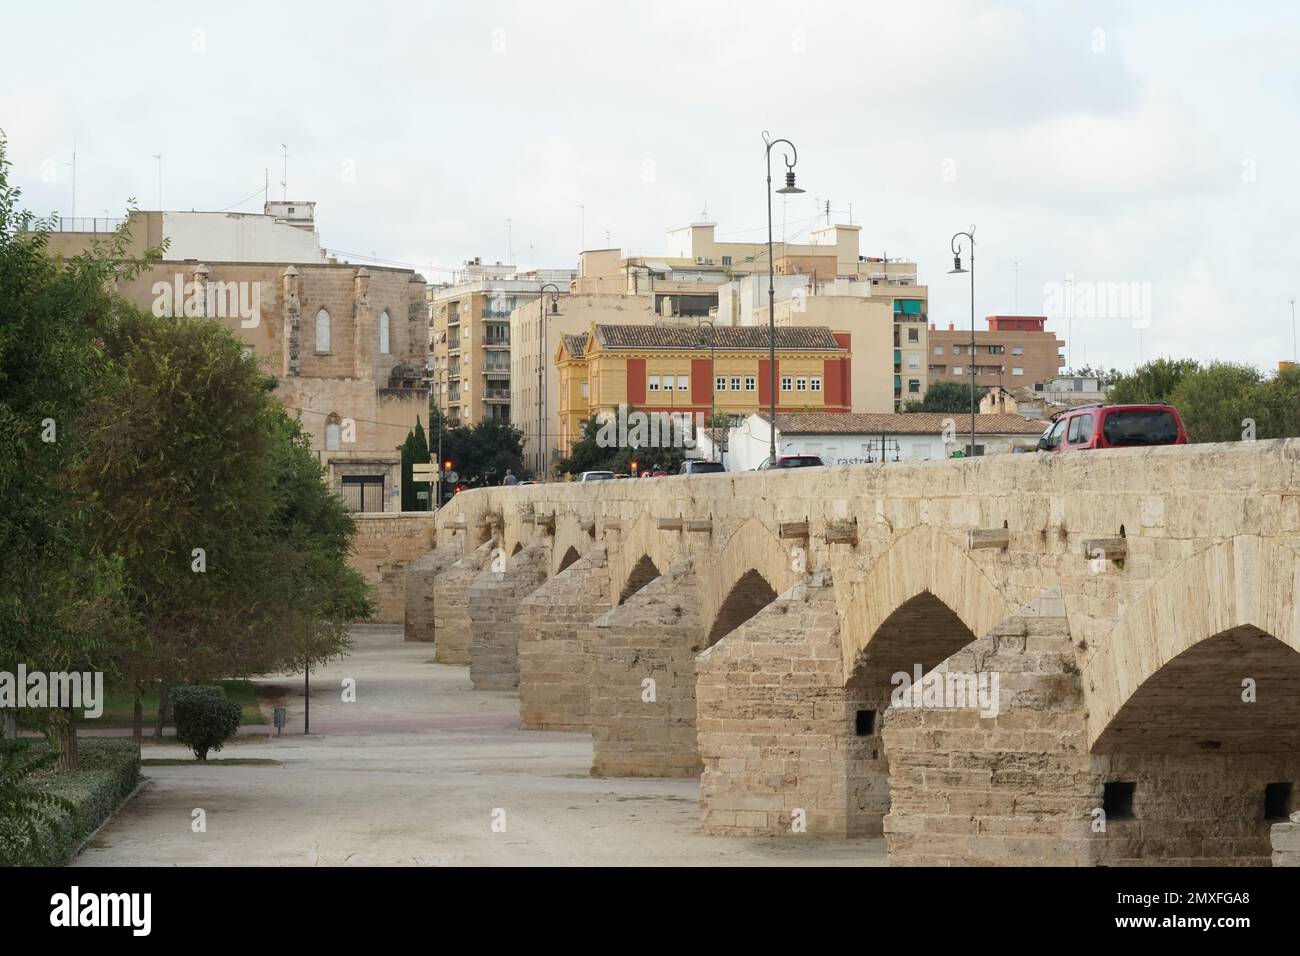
[153,154,162,210]
[825,199,831,225]
[1014,261,1019,313]
[1292,297,1297,363]
[701,202,708,222]
[507,217,513,266]
[848,203,853,224]
[263,168,269,208]
[280,144,288,201]
[66,144,76,221]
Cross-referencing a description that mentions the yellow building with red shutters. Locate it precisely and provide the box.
[555,323,853,458]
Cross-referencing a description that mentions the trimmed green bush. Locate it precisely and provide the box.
[171,685,242,761]
[1,738,140,866]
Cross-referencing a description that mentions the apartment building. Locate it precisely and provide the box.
[928,315,1066,390]
[49,203,429,512]
[427,259,576,428]
[510,292,672,475]
[554,323,852,460]
[722,270,929,411]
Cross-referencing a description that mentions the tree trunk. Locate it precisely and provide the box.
[50,706,78,771]
[154,680,171,738]
[132,692,143,754]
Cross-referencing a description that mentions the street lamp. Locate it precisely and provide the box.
[949,227,976,457]
[536,283,562,479]
[764,131,804,465]
[433,366,449,509]
[696,317,716,461]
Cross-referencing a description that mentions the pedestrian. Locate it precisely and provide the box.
[503,468,518,486]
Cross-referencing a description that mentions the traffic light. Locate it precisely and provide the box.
[630,459,638,475]
[443,459,453,472]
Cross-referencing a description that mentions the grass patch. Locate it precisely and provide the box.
[95,680,266,728]
[3,738,141,866]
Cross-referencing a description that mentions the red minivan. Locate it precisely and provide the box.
[1038,403,1188,452]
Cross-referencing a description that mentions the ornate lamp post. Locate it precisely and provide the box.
[536,283,562,478]
[764,131,805,464]
[696,317,716,461]
[948,227,976,457]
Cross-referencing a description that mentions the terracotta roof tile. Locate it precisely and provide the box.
[594,324,843,351]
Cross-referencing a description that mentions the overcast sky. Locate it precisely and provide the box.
[4,0,1298,374]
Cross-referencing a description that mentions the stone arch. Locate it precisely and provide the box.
[1085,535,1300,750]
[549,516,591,577]
[619,554,661,604]
[556,546,581,574]
[608,511,679,606]
[705,569,778,647]
[699,518,800,649]
[839,525,1013,676]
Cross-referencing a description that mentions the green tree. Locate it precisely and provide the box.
[1167,362,1263,443]
[0,134,143,768]
[79,308,282,739]
[556,408,692,476]
[903,379,988,413]
[442,419,528,482]
[400,417,431,511]
[1257,365,1300,438]
[1063,364,1124,386]
[1107,358,1201,404]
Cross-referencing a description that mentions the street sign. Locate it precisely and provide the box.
[412,463,436,482]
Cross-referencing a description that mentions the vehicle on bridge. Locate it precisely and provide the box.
[755,454,825,470]
[679,460,727,476]
[1038,402,1188,452]
[578,470,616,481]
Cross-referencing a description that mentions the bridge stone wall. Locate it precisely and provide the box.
[467,542,550,690]
[409,439,1300,866]
[518,547,610,731]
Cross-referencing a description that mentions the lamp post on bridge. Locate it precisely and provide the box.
[948,227,976,457]
[536,283,562,479]
[697,317,716,461]
[764,131,805,465]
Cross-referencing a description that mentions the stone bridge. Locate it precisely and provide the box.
[406,440,1300,865]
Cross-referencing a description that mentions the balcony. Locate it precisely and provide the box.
[484,388,511,401]
[482,367,510,377]
[447,311,461,326]
[483,336,511,348]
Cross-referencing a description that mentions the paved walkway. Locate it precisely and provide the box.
[76,625,884,866]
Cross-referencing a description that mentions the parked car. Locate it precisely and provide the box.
[679,460,727,476]
[755,454,825,470]
[578,470,616,481]
[1037,403,1188,452]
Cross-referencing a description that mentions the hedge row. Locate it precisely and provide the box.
[18,738,141,866]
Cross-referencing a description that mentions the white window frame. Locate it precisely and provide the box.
[781,376,793,391]
[953,366,964,375]
[715,375,727,391]
[730,376,741,391]
[648,375,660,392]
[744,376,756,391]
[676,375,689,392]
[1011,346,1024,355]
[810,376,822,392]
[795,377,807,392]
[1012,366,1025,376]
